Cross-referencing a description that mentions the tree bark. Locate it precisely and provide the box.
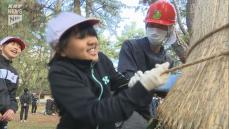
[173,0,189,37]
[54,0,62,13]
[85,0,93,17]
[74,0,81,14]
[156,0,229,129]
[186,0,197,35]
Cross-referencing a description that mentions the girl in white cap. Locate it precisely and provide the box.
[0,36,26,129]
[46,12,169,129]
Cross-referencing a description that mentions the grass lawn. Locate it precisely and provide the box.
[8,104,59,129]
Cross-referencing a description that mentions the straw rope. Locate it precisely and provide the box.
[162,50,229,74]
[162,23,229,74]
[186,23,229,57]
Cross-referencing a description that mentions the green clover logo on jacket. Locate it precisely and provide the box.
[102,76,110,86]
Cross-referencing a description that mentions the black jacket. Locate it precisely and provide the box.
[118,37,174,79]
[20,92,31,106]
[117,37,174,128]
[0,55,18,113]
[48,52,152,129]
[31,95,38,105]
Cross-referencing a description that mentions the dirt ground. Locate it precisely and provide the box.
[8,104,59,129]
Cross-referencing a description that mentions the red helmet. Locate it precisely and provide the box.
[144,0,176,26]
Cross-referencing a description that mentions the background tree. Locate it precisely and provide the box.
[186,0,196,35]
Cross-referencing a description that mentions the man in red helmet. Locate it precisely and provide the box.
[118,0,176,79]
[118,0,180,128]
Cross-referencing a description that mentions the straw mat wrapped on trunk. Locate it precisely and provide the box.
[155,1,229,129]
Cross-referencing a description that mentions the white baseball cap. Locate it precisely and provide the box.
[45,12,100,48]
[0,36,26,50]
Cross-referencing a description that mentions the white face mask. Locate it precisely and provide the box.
[146,27,168,45]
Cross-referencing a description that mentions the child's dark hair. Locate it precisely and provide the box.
[55,22,98,55]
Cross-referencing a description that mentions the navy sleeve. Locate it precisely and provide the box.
[49,64,152,126]
[118,40,138,79]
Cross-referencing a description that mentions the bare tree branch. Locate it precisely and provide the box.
[173,0,189,37]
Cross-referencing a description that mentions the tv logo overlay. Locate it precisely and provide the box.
[8,4,22,25]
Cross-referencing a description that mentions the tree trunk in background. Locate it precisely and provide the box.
[172,0,190,63]
[173,0,189,37]
[186,0,196,35]
[157,0,229,129]
[54,0,62,14]
[85,0,92,17]
[74,0,81,15]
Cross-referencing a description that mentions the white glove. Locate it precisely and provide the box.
[128,71,144,87]
[140,62,170,91]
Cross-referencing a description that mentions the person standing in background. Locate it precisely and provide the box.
[19,88,31,122]
[31,93,38,114]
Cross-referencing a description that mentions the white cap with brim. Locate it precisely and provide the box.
[0,36,26,51]
[45,12,100,48]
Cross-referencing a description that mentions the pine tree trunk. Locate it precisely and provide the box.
[74,0,81,15]
[156,0,229,129]
[186,0,197,34]
[85,0,92,17]
[173,0,189,36]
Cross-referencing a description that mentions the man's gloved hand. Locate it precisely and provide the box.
[140,62,170,91]
[128,71,144,87]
